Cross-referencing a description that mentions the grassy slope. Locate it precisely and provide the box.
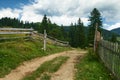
[0,34,26,38]
[22,56,69,80]
[0,39,70,77]
[75,49,112,80]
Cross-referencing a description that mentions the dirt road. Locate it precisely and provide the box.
[0,50,86,80]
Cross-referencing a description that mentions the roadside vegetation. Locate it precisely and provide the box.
[0,39,70,77]
[75,48,113,80]
[22,56,69,80]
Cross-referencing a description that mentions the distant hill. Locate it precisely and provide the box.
[111,28,120,35]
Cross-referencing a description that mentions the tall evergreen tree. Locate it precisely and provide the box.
[47,18,53,35]
[77,18,86,48]
[69,23,75,47]
[73,23,78,47]
[60,25,66,40]
[69,18,86,48]
[41,14,48,33]
[88,8,102,45]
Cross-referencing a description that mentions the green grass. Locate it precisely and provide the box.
[0,39,70,78]
[22,56,69,80]
[0,34,27,38]
[75,48,112,80]
[117,37,120,41]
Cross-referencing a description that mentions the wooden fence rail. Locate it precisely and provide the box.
[0,28,69,46]
[32,32,69,47]
[0,32,32,34]
[0,28,33,31]
[98,40,120,80]
[0,28,33,40]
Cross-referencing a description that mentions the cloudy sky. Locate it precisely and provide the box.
[0,0,120,30]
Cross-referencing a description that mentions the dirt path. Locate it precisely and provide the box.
[0,50,86,80]
[51,50,86,80]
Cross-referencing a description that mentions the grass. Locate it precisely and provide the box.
[75,48,113,80]
[22,56,69,80]
[117,37,120,41]
[0,34,30,42]
[0,34,27,38]
[0,39,71,78]
[40,73,51,80]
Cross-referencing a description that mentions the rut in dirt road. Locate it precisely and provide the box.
[0,50,86,80]
[51,51,86,80]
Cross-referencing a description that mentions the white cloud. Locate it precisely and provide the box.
[49,16,89,26]
[107,23,120,30]
[0,8,21,19]
[19,0,90,25]
[20,0,120,27]
[0,0,120,30]
[103,23,110,29]
[50,15,78,26]
[81,18,89,26]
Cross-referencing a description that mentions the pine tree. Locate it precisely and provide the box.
[76,18,86,48]
[110,34,117,42]
[60,25,66,40]
[41,14,48,33]
[69,23,75,47]
[69,18,86,48]
[88,8,102,45]
[73,23,78,47]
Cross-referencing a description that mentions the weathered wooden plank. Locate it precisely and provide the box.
[0,28,33,41]
[0,28,33,31]
[98,40,120,80]
[0,32,32,34]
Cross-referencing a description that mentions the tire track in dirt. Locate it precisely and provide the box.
[0,50,86,80]
[51,50,86,80]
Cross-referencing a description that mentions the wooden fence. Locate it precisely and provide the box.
[0,28,69,46]
[98,40,120,80]
[0,28,33,34]
[0,28,33,40]
[33,32,69,47]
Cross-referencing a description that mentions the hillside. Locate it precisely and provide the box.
[111,28,120,35]
[0,38,70,77]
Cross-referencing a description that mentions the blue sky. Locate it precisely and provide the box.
[0,0,30,9]
[0,0,120,30]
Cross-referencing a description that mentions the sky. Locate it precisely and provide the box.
[0,0,120,30]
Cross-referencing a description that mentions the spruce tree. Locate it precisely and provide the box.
[69,23,75,47]
[88,8,102,45]
[69,23,77,47]
[41,14,48,33]
[69,18,86,48]
[76,18,86,48]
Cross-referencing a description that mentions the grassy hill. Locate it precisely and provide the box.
[0,38,70,77]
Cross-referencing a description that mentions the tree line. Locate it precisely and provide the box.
[0,15,68,41]
[0,8,117,48]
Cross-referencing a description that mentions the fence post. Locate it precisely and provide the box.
[43,30,47,51]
